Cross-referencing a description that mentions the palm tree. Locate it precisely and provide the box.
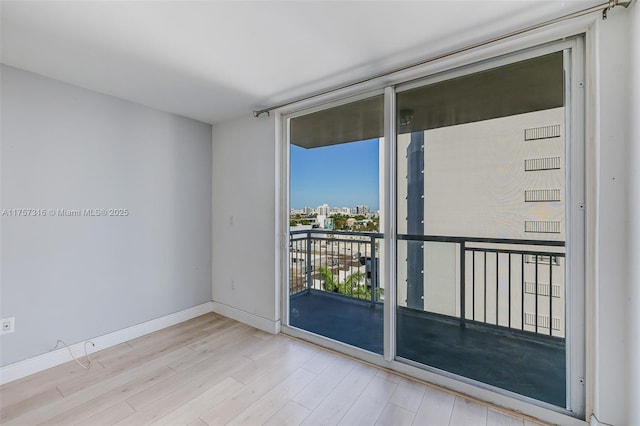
[319,266,339,292]
[343,271,366,297]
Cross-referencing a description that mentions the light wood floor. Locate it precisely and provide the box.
[0,313,548,426]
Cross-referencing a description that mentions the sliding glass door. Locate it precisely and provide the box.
[284,40,584,416]
[395,50,576,408]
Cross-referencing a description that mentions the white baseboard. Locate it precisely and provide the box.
[211,301,280,334]
[0,301,213,385]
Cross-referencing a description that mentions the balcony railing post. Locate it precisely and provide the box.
[370,235,376,306]
[460,241,466,327]
[306,231,312,291]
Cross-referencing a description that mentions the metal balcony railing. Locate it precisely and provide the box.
[397,235,566,339]
[290,230,384,305]
[290,230,566,339]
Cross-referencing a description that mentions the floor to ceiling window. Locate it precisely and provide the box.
[284,39,584,417]
[287,94,385,354]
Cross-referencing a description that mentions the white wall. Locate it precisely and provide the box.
[593,8,635,425]
[211,114,278,332]
[627,3,640,423]
[0,65,213,366]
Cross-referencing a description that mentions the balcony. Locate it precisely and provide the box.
[289,229,566,408]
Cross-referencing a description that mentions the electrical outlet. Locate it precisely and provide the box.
[1,317,15,335]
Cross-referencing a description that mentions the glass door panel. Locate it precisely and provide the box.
[288,94,385,354]
[395,52,570,407]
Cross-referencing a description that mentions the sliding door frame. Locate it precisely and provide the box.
[276,19,593,425]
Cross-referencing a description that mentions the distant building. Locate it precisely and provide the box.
[317,204,329,217]
[356,205,370,215]
[396,107,566,337]
[325,217,334,230]
[316,214,327,229]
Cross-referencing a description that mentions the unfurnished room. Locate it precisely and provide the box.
[1,1,639,425]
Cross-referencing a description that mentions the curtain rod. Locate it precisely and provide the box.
[253,0,631,118]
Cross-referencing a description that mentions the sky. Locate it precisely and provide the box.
[290,138,379,211]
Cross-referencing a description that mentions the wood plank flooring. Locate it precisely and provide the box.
[0,313,549,426]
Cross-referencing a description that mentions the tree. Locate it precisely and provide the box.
[344,271,365,287]
[319,267,339,292]
[364,220,378,232]
[343,271,366,297]
[333,215,347,230]
[319,267,382,301]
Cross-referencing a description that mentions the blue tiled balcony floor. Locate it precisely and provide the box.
[289,289,566,408]
[290,289,384,354]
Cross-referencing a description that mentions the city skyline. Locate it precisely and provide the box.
[290,203,373,215]
[290,138,379,210]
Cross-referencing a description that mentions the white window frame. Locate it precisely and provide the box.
[275,16,595,425]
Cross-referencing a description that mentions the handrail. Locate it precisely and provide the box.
[290,229,384,238]
[397,234,565,247]
[291,228,564,247]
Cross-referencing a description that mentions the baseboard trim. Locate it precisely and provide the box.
[211,301,280,334]
[0,301,213,385]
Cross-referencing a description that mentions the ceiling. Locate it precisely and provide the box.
[0,1,600,125]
